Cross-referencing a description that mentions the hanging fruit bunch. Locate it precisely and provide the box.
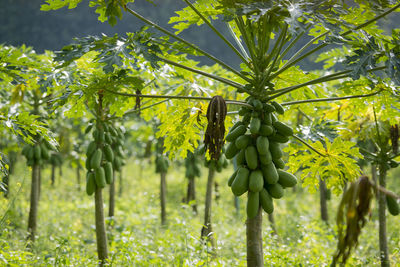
[22,137,53,167]
[155,138,169,174]
[185,151,201,179]
[225,97,297,218]
[84,120,125,195]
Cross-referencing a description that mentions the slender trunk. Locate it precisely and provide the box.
[186,177,197,213]
[118,169,123,197]
[246,206,264,267]
[51,163,55,186]
[76,166,81,191]
[59,164,62,177]
[319,178,329,223]
[268,213,277,236]
[234,196,240,215]
[160,171,167,225]
[27,163,40,242]
[376,164,390,267]
[94,188,108,265]
[201,167,215,248]
[109,171,115,218]
[38,166,41,199]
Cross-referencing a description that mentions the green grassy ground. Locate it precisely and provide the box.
[1,158,399,266]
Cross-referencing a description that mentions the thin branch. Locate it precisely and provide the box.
[281,89,383,106]
[122,99,169,117]
[293,135,326,157]
[368,179,400,200]
[124,5,249,81]
[359,147,377,159]
[104,89,253,108]
[182,0,250,67]
[264,24,288,81]
[227,22,250,60]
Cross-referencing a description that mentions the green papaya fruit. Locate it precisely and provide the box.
[263,112,272,125]
[103,144,114,162]
[273,121,293,136]
[269,133,289,143]
[226,125,247,142]
[252,99,263,110]
[277,169,297,187]
[386,195,400,216]
[261,162,279,184]
[94,167,106,188]
[269,142,283,159]
[104,162,113,184]
[267,183,284,199]
[256,136,269,155]
[271,101,284,114]
[86,141,97,157]
[228,168,239,187]
[247,191,260,219]
[235,134,252,149]
[273,158,285,169]
[245,146,258,170]
[85,124,93,134]
[86,172,96,195]
[263,103,276,113]
[225,142,240,160]
[260,188,274,214]
[27,146,34,161]
[260,124,274,136]
[231,167,250,196]
[90,149,102,170]
[113,156,122,172]
[33,145,41,161]
[235,149,246,165]
[249,117,261,134]
[249,170,264,192]
[40,143,50,160]
[259,150,272,165]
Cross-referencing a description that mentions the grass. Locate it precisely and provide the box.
[1,157,399,266]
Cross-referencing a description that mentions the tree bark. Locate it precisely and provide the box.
[27,163,40,242]
[246,206,264,267]
[94,187,108,265]
[319,178,329,223]
[109,171,115,218]
[160,171,167,225]
[186,177,197,213]
[51,163,55,186]
[200,167,215,248]
[376,165,390,267]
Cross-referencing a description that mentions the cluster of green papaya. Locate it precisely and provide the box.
[204,152,228,172]
[85,121,125,196]
[184,151,201,178]
[386,195,399,216]
[22,139,53,166]
[49,152,63,167]
[225,98,297,218]
[155,155,169,173]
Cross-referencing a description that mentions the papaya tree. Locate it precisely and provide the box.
[42,0,400,265]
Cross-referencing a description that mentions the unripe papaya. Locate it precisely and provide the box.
[85,124,93,134]
[33,145,41,161]
[277,169,297,187]
[245,146,258,170]
[252,99,263,110]
[90,149,102,170]
[260,188,274,214]
[386,195,400,216]
[104,162,113,184]
[40,143,50,160]
[261,162,279,184]
[231,167,250,196]
[247,191,260,219]
[228,168,239,187]
[263,112,272,125]
[273,158,285,169]
[249,117,261,134]
[263,103,276,113]
[226,125,247,142]
[271,101,284,114]
[256,136,269,155]
[235,134,252,149]
[269,142,283,159]
[273,121,293,136]
[86,141,97,157]
[94,167,106,188]
[105,133,113,144]
[267,183,284,199]
[113,156,122,172]
[249,170,264,192]
[86,172,96,195]
[259,150,272,165]
[260,124,274,136]
[103,144,114,162]
[235,149,246,165]
[269,133,289,143]
[225,142,240,160]
[27,146,34,161]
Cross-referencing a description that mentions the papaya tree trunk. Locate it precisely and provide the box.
[27,163,40,241]
[186,176,197,213]
[76,165,81,191]
[160,171,167,225]
[201,166,215,248]
[109,171,115,218]
[51,163,55,186]
[94,187,108,265]
[319,178,329,223]
[376,164,390,267]
[38,167,41,199]
[246,207,263,267]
